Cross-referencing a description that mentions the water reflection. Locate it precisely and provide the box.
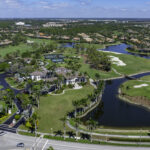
[84,72,150,127]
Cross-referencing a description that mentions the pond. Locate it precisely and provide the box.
[76,43,150,127]
[98,43,150,59]
[63,42,150,59]
[83,72,150,128]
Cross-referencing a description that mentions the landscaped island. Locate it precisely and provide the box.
[119,75,150,110]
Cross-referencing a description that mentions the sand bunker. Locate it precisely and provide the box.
[134,84,149,88]
[109,56,126,66]
[98,50,121,55]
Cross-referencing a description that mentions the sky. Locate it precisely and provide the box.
[1,0,150,18]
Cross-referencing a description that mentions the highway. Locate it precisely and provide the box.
[0,132,150,150]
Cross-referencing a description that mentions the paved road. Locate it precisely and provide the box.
[0,132,150,150]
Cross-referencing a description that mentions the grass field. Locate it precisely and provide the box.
[79,53,150,79]
[111,54,150,75]
[121,75,150,99]
[0,38,55,57]
[37,84,94,133]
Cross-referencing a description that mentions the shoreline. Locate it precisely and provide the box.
[118,88,150,112]
[126,48,150,56]
[102,70,150,81]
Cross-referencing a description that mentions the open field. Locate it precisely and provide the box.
[0,38,54,57]
[111,54,150,76]
[37,84,94,132]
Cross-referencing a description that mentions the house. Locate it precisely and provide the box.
[55,67,72,76]
[43,22,64,27]
[31,71,47,81]
[65,77,77,85]
[73,37,80,41]
[0,39,12,46]
[61,36,70,40]
[65,74,87,85]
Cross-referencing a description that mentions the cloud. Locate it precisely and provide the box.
[0,0,150,18]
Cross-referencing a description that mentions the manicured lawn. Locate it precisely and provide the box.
[37,85,94,133]
[0,38,55,57]
[80,53,150,80]
[79,56,119,79]
[121,75,150,99]
[0,43,33,57]
[111,54,150,75]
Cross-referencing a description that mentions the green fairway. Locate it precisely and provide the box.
[79,56,119,79]
[80,53,150,80]
[0,38,55,57]
[121,75,150,99]
[37,85,94,133]
[111,54,150,75]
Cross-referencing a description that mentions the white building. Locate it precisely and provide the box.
[43,22,64,27]
[31,71,47,81]
[15,22,25,26]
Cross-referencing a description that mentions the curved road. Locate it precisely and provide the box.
[0,132,150,150]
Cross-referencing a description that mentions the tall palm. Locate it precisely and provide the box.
[74,118,80,141]
[6,88,15,109]
[72,100,80,118]
[33,84,42,109]
[86,119,98,142]
[60,115,68,140]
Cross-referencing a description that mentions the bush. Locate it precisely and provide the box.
[68,84,74,89]
[15,114,21,120]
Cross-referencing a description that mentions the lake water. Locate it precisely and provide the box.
[83,43,150,127]
[99,43,150,59]
[83,72,150,127]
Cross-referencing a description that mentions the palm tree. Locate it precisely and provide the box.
[80,98,88,113]
[95,73,100,85]
[72,100,80,118]
[60,115,68,140]
[74,118,80,141]
[33,84,42,109]
[6,88,15,109]
[86,119,98,142]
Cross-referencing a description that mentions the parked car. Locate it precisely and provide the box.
[0,131,6,136]
[16,143,24,147]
